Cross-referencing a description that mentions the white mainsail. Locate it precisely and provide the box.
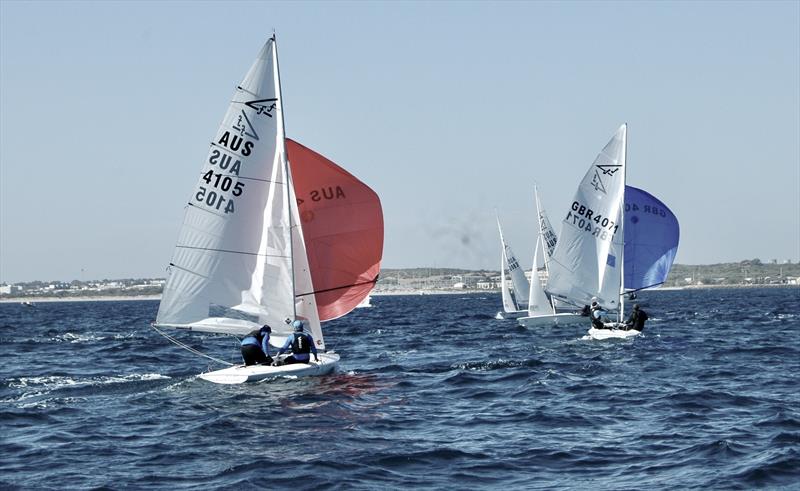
[155,38,325,348]
[527,237,555,316]
[535,185,558,265]
[499,248,517,313]
[496,216,530,311]
[546,124,627,311]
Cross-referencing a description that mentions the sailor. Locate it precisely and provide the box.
[275,320,319,365]
[590,298,608,329]
[625,304,649,332]
[240,325,273,366]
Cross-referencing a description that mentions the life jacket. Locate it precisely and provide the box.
[292,333,311,354]
[590,305,605,328]
[242,330,268,347]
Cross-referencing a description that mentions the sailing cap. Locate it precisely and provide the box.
[591,297,598,303]
[260,325,271,334]
[292,320,304,331]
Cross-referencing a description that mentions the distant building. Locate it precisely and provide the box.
[0,285,11,295]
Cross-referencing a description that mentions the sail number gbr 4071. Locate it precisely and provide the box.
[193,148,246,214]
[564,201,619,241]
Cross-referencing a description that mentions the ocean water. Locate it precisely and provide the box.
[1,287,798,490]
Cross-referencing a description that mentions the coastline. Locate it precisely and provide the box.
[1,283,796,304]
[0,295,162,304]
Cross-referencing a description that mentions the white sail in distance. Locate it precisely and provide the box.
[546,124,627,309]
[535,186,558,264]
[497,216,519,312]
[527,236,555,316]
[496,216,530,310]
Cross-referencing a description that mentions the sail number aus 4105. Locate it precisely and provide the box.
[194,171,245,214]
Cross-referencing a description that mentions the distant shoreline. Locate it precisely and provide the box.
[1,283,797,304]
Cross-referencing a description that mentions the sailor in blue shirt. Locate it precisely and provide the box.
[275,320,319,365]
[240,325,273,366]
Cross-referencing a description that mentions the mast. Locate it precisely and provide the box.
[273,34,297,320]
[618,123,628,323]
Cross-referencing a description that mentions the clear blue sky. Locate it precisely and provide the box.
[1,1,798,283]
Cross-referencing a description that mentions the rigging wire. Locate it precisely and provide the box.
[150,323,234,367]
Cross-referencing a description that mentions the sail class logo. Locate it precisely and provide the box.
[232,110,260,141]
[596,164,621,176]
[591,169,607,193]
[245,98,279,117]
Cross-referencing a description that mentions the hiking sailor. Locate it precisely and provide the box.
[240,325,273,366]
[625,304,649,332]
[274,320,319,365]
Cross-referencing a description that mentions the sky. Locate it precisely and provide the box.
[1,0,798,283]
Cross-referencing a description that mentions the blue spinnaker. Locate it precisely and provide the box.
[624,186,680,290]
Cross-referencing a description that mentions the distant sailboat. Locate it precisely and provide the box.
[495,215,530,319]
[518,186,584,327]
[152,37,383,382]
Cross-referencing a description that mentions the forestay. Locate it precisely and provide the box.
[546,124,627,309]
[155,38,324,349]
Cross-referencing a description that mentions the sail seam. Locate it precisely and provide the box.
[187,202,227,218]
[168,262,210,279]
[175,245,290,258]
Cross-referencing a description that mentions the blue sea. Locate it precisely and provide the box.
[1,287,798,490]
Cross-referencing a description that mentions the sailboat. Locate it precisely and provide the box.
[495,216,530,319]
[152,37,383,383]
[518,187,585,327]
[545,124,678,339]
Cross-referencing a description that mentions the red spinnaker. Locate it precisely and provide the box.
[287,139,384,321]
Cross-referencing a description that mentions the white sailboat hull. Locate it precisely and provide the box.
[198,352,340,384]
[517,313,585,327]
[584,327,641,340]
[495,310,527,320]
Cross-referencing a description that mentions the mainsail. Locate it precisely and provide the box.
[287,139,384,321]
[155,38,325,348]
[496,216,530,310]
[527,237,555,316]
[623,185,680,290]
[535,186,558,263]
[500,249,517,313]
[546,124,627,309]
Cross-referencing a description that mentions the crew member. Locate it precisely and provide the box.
[275,320,319,365]
[590,298,608,329]
[625,304,649,332]
[241,325,273,366]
